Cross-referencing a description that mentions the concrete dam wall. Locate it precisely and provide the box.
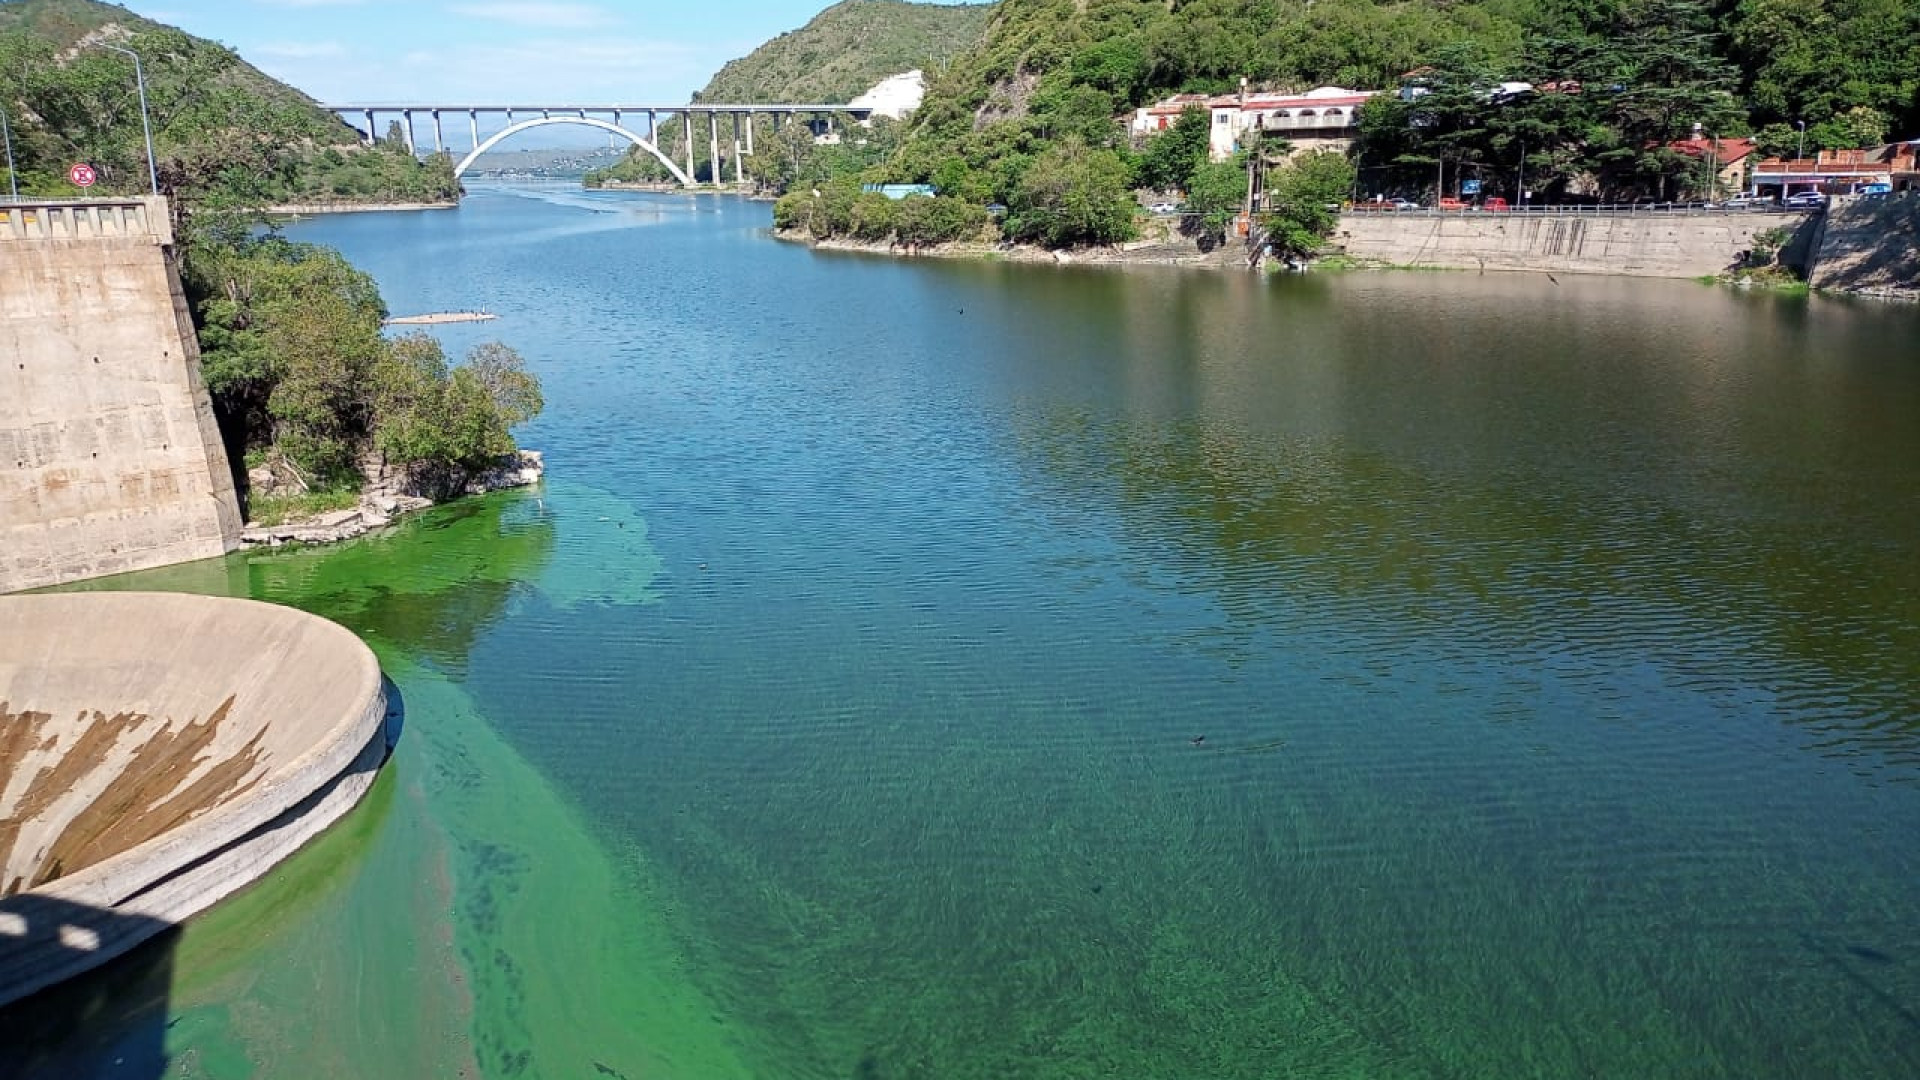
[0,592,388,1006]
[0,198,242,594]
[1330,211,1818,278]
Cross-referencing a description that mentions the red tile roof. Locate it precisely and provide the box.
[1669,137,1756,165]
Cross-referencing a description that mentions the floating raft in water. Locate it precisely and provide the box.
[383,311,497,325]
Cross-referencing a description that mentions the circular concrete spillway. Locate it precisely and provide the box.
[0,592,387,1006]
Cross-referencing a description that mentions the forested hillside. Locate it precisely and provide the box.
[815,0,1916,247]
[0,0,456,204]
[701,0,992,104]
[587,0,990,187]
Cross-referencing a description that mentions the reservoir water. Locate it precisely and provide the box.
[5,186,1919,1079]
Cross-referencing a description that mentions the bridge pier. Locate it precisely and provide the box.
[362,109,376,146]
[683,110,694,186]
[403,111,416,154]
[432,110,444,153]
[469,109,479,151]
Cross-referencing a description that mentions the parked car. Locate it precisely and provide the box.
[1719,195,1777,210]
[1784,191,1829,209]
[1149,202,1181,215]
[1390,199,1422,211]
[1482,197,1510,212]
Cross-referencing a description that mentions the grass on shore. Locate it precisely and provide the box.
[246,488,359,527]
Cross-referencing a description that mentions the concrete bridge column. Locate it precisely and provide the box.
[362,109,376,146]
[733,113,745,184]
[402,110,416,154]
[709,112,720,187]
[469,109,479,151]
[744,110,755,155]
[431,109,444,153]
[648,110,657,143]
[683,110,694,186]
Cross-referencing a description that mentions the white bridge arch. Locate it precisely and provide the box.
[456,115,690,185]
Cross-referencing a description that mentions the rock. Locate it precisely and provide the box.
[238,450,543,549]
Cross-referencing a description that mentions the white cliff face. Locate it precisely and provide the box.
[850,70,926,120]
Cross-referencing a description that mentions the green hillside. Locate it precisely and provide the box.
[838,0,1920,246]
[586,0,990,187]
[0,0,455,204]
[698,0,993,104]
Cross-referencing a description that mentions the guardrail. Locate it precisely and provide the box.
[1343,202,1817,218]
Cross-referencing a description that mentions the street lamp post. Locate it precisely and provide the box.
[1,108,18,202]
[90,41,159,196]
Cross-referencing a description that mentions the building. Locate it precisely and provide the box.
[1133,86,1379,162]
[1666,136,1757,197]
[1209,86,1377,161]
[1750,143,1916,198]
[1130,93,1212,135]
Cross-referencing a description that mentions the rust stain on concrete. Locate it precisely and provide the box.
[0,695,265,896]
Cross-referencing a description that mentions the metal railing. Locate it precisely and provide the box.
[1343,201,1816,218]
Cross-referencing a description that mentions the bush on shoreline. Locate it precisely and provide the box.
[773,182,991,246]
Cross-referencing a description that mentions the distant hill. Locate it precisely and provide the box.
[0,0,455,205]
[588,0,991,187]
[696,0,992,104]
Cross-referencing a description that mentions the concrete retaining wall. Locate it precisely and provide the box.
[0,198,242,594]
[1808,193,1920,297]
[1330,211,1817,278]
[0,592,387,1006]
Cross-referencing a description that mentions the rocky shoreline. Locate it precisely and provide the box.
[775,224,1249,269]
[241,450,545,547]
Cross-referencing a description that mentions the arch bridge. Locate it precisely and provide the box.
[321,103,875,186]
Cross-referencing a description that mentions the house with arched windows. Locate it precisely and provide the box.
[1133,86,1381,162]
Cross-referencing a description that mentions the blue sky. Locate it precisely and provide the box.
[129,1,977,105]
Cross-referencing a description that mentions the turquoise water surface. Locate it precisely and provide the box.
[5,185,1919,1079]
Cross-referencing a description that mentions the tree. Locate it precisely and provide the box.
[1262,150,1356,259]
[1806,105,1888,150]
[184,236,386,485]
[1136,105,1211,193]
[372,337,544,497]
[1007,137,1136,247]
[1185,154,1249,239]
[1573,0,1744,199]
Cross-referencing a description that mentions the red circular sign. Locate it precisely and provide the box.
[69,162,97,188]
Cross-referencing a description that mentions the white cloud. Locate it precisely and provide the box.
[445,2,615,29]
